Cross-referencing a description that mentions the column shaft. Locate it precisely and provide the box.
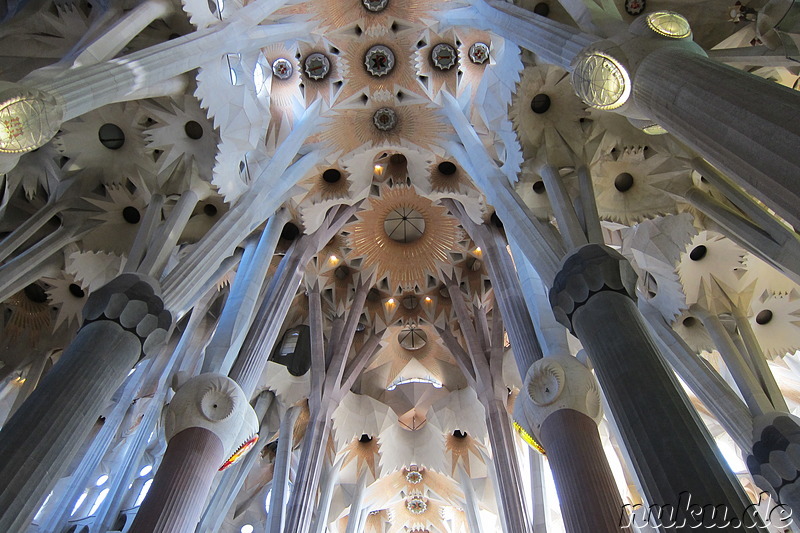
[128,427,224,533]
[0,321,141,532]
[539,409,625,533]
[485,399,530,533]
[633,47,800,229]
[283,412,331,532]
[573,291,761,529]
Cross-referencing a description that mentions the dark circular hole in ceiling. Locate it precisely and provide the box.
[614,172,634,192]
[682,316,697,327]
[756,309,773,325]
[532,180,546,194]
[323,168,342,183]
[98,123,125,150]
[122,206,141,224]
[184,120,204,140]
[689,245,707,261]
[359,434,373,443]
[533,2,550,16]
[453,430,468,439]
[68,283,85,298]
[438,161,457,175]
[203,203,218,217]
[530,93,551,114]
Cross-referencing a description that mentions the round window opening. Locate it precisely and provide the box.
[384,207,425,243]
[398,326,428,350]
[98,123,125,150]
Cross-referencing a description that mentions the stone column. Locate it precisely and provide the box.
[632,46,800,229]
[345,470,368,533]
[129,373,258,533]
[516,355,624,533]
[0,273,170,533]
[549,244,762,530]
[265,405,301,533]
[483,398,530,533]
[282,409,332,533]
[311,457,344,533]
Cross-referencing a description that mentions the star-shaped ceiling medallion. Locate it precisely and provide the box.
[347,185,462,292]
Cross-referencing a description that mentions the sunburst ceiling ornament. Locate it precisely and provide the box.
[373,108,398,131]
[304,53,331,81]
[431,44,457,70]
[365,45,395,77]
[272,58,293,80]
[347,186,461,291]
[468,43,490,64]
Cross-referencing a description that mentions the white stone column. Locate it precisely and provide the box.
[265,405,301,533]
[129,373,258,533]
[515,355,624,533]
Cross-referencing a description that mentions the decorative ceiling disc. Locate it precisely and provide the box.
[365,45,395,77]
[407,497,428,514]
[304,53,331,81]
[362,0,388,12]
[624,0,645,15]
[272,58,293,80]
[384,207,425,243]
[468,42,490,64]
[571,51,631,110]
[406,470,424,484]
[373,107,398,131]
[431,43,457,70]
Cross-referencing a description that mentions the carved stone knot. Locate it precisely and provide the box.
[549,244,638,334]
[514,355,603,442]
[82,273,171,358]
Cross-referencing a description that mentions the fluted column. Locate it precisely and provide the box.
[128,427,222,533]
[632,46,800,229]
[0,273,170,533]
[549,244,762,530]
[129,373,258,533]
[515,355,623,533]
[266,405,301,533]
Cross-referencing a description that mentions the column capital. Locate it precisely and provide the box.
[549,244,637,334]
[164,373,260,472]
[82,273,172,358]
[514,355,603,443]
[747,412,800,504]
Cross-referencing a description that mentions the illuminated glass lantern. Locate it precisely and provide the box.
[0,86,62,154]
[646,11,692,38]
[365,45,395,77]
[571,51,631,110]
[272,58,293,80]
[304,53,331,81]
[431,43,457,70]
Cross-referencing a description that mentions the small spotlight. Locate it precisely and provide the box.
[474,247,482,255]
[329,255,339,265]
[374,165,384,175]
[387,298,396,305]
[424,296,432,303]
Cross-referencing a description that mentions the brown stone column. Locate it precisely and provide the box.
[540,409,625,532]
[129,427,224,533]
